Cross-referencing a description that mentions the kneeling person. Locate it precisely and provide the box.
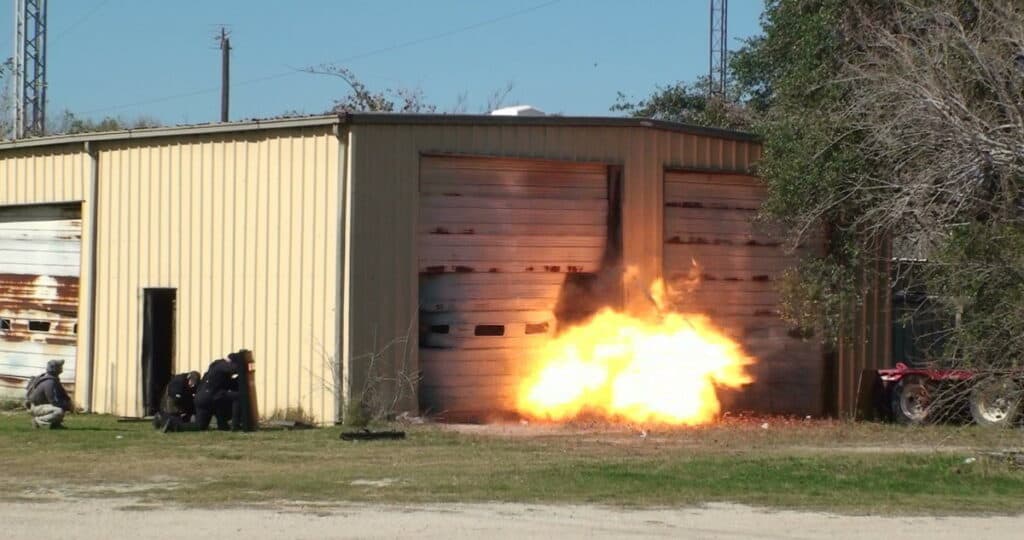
[25,359,72,429]
[194,358,241,431]
[153,371,200,429]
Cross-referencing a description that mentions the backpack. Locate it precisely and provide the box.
[24,373,53,409]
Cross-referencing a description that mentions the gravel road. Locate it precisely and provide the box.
[3,498,1022,539]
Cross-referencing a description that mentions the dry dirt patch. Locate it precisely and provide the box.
[3,498,1024,540]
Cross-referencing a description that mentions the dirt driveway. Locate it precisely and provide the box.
[4,498,1022,539]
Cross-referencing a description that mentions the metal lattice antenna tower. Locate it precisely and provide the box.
[13,0,48,138]
[709,0,727,97]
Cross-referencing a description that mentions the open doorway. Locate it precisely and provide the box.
[141,288,176,416]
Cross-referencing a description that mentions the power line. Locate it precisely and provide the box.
[50,0,113,45]
[78,0,563,117]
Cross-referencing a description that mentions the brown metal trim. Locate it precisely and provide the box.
[84,142,99,413]
[2,114,759,155]
[604,165,624,310]
[342,113,761,142]
[418,151,622,167]
[662,165,759,176]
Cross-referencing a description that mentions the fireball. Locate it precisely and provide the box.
[515,280,755,426]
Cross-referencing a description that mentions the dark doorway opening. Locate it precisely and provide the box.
[141,288,176,416]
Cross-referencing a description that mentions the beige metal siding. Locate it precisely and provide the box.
[663,171,824,414]
[0,149,92,404]
[417,156,610,419]
[347,124,762,413]
[92,129,341,421]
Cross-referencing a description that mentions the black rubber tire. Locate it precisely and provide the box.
[969,378,1022,428]
[891,377,932,425]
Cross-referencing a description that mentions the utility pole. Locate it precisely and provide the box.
[218,27,230,122]
[13,0,48,138]
[709,0,728,97]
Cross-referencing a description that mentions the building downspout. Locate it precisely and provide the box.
[332,123,351,424]
[82,141,100,412]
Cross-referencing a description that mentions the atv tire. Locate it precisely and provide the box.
[891,377,932,425]
[969,378,1022,428]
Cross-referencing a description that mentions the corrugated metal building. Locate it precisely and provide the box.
[0,113,873,423]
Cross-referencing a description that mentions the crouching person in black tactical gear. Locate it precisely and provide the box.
[25,359,72,429]
[152,371,200,430]
[194,358,242,431]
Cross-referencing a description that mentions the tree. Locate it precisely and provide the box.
[610,76,753,130]
[739,0,1024,376]
[48,110,162,135]
[304,64,437,114]
[0,58,15,139]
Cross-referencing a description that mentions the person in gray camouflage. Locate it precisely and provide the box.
[25,359,72,429]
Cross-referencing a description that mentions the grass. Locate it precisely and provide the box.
[1,412,1023,514]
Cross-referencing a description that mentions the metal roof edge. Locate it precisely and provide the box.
[0,115,342,152]
[338,112,760,142]
[0,112,760,154]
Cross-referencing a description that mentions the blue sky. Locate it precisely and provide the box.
[1,0,765,125]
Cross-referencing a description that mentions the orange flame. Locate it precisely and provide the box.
[516,279,755,426]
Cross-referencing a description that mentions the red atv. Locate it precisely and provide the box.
[876,363,1023,427]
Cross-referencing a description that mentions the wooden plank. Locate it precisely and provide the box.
[666,252,801,274]
[664,206,758,224]
[422,334,551,350]
[419,261,602,274]
[665,278,779,293]
[664,181,766,202]
[419,222,607,237]
[422,182,606,200]
[420,271,566,287]
[422,195,608,212]
[665,172,761,187]
[670,289,781,306]
[421,168,606,189]
[421,298,558,314]
[420,233,606,249]
[665,243,814,261]
[421,206,606,226]
[420,245,604,264]
[665,224,783,243]
[422,156,607,175]
[419,384,517,402]
[421,311,555,327]
[420,347,537,365]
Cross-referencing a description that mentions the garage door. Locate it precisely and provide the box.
[419,156,610,420]
[0,205,81,402]
[663,171,823,414]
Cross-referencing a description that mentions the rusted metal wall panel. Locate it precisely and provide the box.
[835,238,893,416]
[417,156,610,419]
[347,124,763,414]
[663,171,825,415]
[92,128,341,421]
[0,150,91,405]
[0,207,81,401]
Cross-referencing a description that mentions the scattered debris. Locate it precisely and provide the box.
[340,429,406,441]
[963,457,977,464]
[349,478,398,487]
[395,412,426,425]
[980,451,1024,469]
[760,422,769,430]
